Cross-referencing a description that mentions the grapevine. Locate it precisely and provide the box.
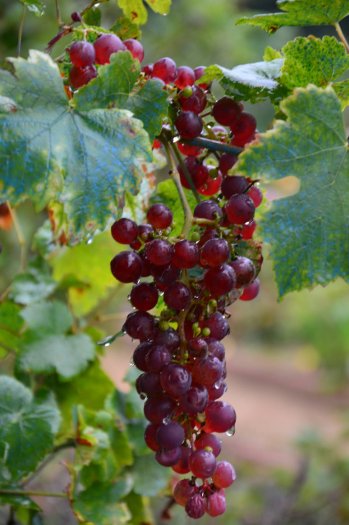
[1,0,349,524]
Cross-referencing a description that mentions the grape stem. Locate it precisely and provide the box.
[7,202,26,272]
[167,140,201,204]
[184,137,242,155]
[335,23,349,53]
[17,6,26,57]
[46,0,101,51]
[0,489,67,499]
[162,139,195,238]
[55,0,63,27]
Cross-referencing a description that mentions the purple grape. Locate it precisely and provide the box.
[123,311,156,341]
[154,328,180,351]
[191,355,224,387]
[195,432,221,457]
[156,421,185,449]
[155,447,182,466]
[145,239,173,266]
[146,345,172,373]
[212,461,236,488]
[194,200,222,221]
[143,394,175,424]
[160,364,192,398]
[111,218,138,244]
[164,281,191,311]
[174,479,197,506]
[200,238,230,268]
[189,449,216,478]
[207,489,226,517]
[185,493,207,519]
[110,250,143,283]
[180,385,209,414]
[205,401,236,433]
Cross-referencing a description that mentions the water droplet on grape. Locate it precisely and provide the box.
[225,426,235,437]
[162,416,172,425]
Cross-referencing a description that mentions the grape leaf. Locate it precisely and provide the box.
[126,79,169,142]
[51,231,121,316]
[74,52,168,141]
[145,0,171,15]
[0,51,152,239]
[199,60,284,102]
[281,36,349,89]
[75,405,133,486]
[237,0,349,32]
[124,492,153,525]
[48,361,114,437]
[333,79,349,108]
[74,478,132,525]
[117,0,148,25]
[21,300,73,334]
[110,17,141,40]
[82,7,101,26]
[0,491,39,510]
[20,0,45,16]
[233,85,349,296]
[132,455,170,496]
[117,0,171,25]
[0,377,60,482]
[9,259,56,305]
[0,302,24,354]
[19,333,95,380]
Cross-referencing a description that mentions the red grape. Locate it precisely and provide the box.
[69,41,95,67]
[124,38,144,62]
[175,111,203,139]
[94,34,125,64]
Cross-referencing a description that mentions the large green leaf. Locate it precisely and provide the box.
[199,60,284,102]
[0,51,152,239]
[74,52,168,142]
[237,0,349,32]
[0,376,60,482]
[74,478,132,525]
[117,0,171,25]
[51,231,121,316]
[233,86,349,296]
[281,36,349,89]
[21,300,73,334]
[19,333,95,380]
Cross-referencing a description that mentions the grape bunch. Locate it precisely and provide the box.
[71,27,264,520]
[110,169,262,517]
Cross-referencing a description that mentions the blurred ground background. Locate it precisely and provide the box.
[1,0,349,524]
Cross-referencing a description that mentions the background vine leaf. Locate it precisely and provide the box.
[233,85,349,296]
[281,36,349,89]
[0,376,60,482]
[237,0,349,32]
[117,0,171,25]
